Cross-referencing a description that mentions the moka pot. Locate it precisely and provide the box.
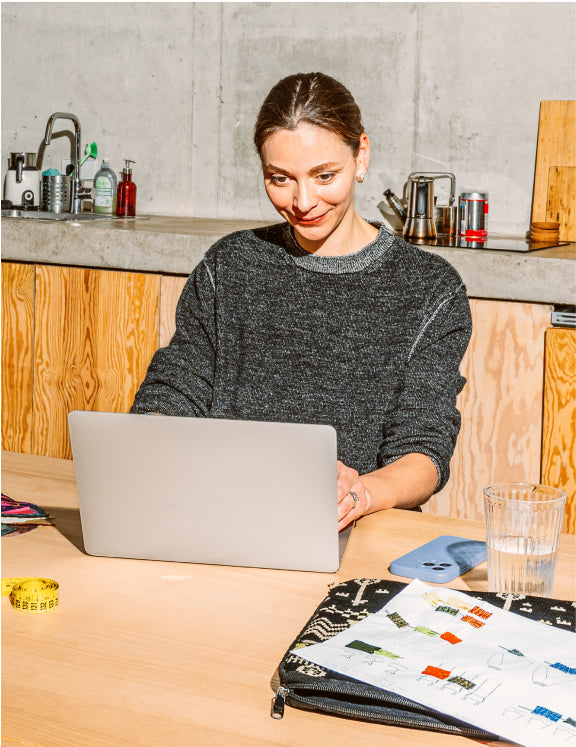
[403,176,437,240]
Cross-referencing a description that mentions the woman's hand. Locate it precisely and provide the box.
[337,460,372,531]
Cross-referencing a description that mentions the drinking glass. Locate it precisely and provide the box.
[483,483,566,597]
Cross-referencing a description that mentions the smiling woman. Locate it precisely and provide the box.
[260,124,377,255]
[131,72,473,531]
[255,72,377,256]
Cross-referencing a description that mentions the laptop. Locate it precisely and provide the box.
[68,410,351,572]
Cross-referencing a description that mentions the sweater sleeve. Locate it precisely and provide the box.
[378,282,472,492]
[130,255,217,416]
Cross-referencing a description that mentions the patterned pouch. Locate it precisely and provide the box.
[272,578,575,739]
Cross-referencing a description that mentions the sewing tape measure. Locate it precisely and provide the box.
[2,577,59,613]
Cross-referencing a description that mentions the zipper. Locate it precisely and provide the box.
[271,686,289,719]
[272,681,496,739]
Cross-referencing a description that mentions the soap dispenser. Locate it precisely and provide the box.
[116,159,137,217]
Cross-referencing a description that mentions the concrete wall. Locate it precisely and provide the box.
[2,2,575,233]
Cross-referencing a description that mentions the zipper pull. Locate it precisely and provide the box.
[271,686,289,719]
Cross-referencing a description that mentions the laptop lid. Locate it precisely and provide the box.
[68,411,345,572]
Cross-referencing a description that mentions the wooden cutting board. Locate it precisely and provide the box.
[531,101,576,241]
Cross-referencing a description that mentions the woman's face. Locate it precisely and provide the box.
[260,122,370,254]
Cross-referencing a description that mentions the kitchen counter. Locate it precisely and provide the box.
[2,214,575,304]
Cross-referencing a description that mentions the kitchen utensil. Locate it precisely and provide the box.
[434,204,458,235]
[383,189,406,223]
[409,172,457,233]
[459,191,489,239]
[41,174,71,213]
[385,172,457,239]
[71,142,98,177]
[4,152,40,206]
[403,176,437,240]
[532,101,576,241]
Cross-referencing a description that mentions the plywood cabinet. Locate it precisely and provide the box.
[32,265,160,458]
[1,262,35,453]
[423,298,551,522]
[541,327,576,533]
[159,274,187,346]
[1,262,164,458]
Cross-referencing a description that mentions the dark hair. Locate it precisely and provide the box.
[254,72,365,157]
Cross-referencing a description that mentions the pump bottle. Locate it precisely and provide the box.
[116,159,137,217]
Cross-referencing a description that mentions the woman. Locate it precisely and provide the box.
[131,72,472,530]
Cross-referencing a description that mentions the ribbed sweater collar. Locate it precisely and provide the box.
[283,221,396,274]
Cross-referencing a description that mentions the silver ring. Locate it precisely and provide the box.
[348,491,360,507]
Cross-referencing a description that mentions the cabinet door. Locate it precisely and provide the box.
[33,265,160,458]
[1,262,35,453]
[542,327,576,534]
[423,298,551,522]
[159,275,187,347]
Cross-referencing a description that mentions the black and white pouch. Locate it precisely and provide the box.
[271,578,575,739]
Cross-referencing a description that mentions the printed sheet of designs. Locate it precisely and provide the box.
[293,579,576,747]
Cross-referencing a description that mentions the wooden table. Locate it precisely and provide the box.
[2,452,575,746]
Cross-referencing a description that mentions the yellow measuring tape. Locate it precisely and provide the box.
[2,577,59,613]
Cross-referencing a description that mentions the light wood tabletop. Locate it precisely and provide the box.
[2,451,575,746]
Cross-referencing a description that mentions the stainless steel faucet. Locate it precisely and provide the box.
[44,112,82,213]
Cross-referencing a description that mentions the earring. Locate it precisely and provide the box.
[356,173,365,183]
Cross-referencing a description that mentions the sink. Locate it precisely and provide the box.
[1,209,133,222]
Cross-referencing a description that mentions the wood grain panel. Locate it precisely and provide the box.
[532,100,576,237]
[423,299,551,522]
[542,327,576,534]
[1,262,35,453]
[546,166,576,241]
[32,266,159,459]
[159,275,187,347]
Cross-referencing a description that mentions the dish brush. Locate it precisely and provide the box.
[72,143,98,175]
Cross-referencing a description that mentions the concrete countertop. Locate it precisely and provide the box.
[2,214,575,305]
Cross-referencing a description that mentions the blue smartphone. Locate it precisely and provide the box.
[389,535,487,583]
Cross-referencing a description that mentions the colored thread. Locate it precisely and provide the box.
[414,626,438,637]
[447,676,475,690]
[387,611,409,628]
[423,592,442,607]
[532,706,562,722]
[436,605,459,616]
[422,665,451,680]
[550,662,576,675]
[345,641,401,658]
[501,647,524,657]
[440,632,462,644]
[461,615,484,629]
[470,605,492,619]
[447,597,472,610]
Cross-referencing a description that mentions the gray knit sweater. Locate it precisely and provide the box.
[131,222,472,492]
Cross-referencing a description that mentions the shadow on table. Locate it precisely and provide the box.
[459,564,489,588]
[41,505,86,555]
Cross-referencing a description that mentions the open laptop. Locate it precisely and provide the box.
[68,410,351,572]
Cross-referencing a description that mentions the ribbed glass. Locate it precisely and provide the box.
[483,483,566,598]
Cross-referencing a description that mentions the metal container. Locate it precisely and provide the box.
[41,174,71,213]
[459,191,489,239]
[403,177,437,240]
[434,204,458,235]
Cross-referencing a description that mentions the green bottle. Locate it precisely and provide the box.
[94,159,117,214]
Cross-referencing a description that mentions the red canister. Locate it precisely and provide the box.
[459,192,488,239]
